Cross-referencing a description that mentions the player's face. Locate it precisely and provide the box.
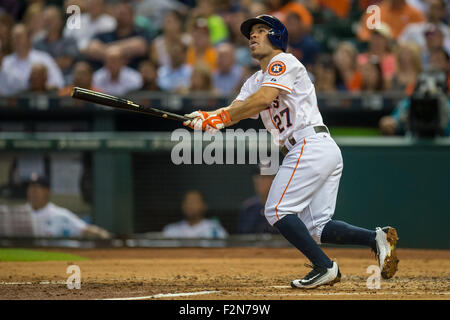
[182,192,207,221]
[249,24,274,59]
[27,184,50,210]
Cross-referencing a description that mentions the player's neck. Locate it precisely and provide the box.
[30,200,50,211]
[186,217,203,226]
[259,50,283,72]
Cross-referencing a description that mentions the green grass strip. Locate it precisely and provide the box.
[0,249,88,262]
[329,127,381,136]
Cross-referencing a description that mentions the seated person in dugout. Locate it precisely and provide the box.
[26,173,110,239]
[162,190,228,239]
[236,164,278,234]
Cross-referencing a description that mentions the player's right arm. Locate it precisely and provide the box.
[214,100,245,127]
[184,73,279,130]
[184,86,278,130]
[222,86,279,124]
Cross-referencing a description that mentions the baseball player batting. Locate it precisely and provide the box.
[184,15,399,289]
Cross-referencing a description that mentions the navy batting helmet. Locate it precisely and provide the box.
[240,14,288,52]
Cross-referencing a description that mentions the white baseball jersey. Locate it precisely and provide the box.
[235,52,324,145]
[236,53,342,243]
[162,219,228,239]
[26,202,88,238]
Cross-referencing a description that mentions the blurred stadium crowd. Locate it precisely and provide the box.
[0,0,449,98]
[1,0,450,240]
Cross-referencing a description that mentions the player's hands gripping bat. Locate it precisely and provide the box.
[183,109,231,132]
[71,87,190,122]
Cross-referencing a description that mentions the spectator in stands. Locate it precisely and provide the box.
[429,47,450,89]
[399,0,450,53]
[406,0,429,14]
[132,0,186,31]
[186,18,217,71]
[379,102,408,136]
[421,24,448,69]
[84,2,149,70]
[21,63,58,94]
[332,42,361,92]
[162,190,228,239]
[357,0,425,42]
[236,164,278,234]
[390,42,422,93]
[249,1,269,17]
[93,46,143,96]
[150,10,190,69]
[187,0,229,45]
[0,12,14,55]
[213,43,243,95]
[0,40,22,96]
[22,1,45,43]
[285,11,320,71]
[313,54,337,93]
[33,6,79,85]
[64,0,116,52]
[268,0,313,31]
[226,9,253,67]
[379,84,450,136]
[2,24,64,95]
[138,60,161,91]
[157,42,192,92]
[59,61,101,96]
[25,173,110,239]
[354,55,385,92]
[357,23,397,85]
[429,47,450,73]
[189,63,215,93]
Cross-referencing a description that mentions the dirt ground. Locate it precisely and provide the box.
[0,247,449,300]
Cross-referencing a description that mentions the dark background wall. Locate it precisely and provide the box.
[129,139,450,249]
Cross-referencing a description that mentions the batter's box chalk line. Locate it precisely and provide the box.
[102,290,221,300]
[0,281,67,285]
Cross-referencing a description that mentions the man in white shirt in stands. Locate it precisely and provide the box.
[0,40,22,96]
[63,0,117,51]
[1,24,64,95]
[399,0,450,54]
[157,41,192,92]
[162,190,228,239]
[213,43,244,95]
[26,173,110,239]
[93,46,142,96]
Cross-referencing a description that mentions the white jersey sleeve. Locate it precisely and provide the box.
[261,54,300,94]
[53,207,88,237]
[235,73,259,119]
[235,76,252,101]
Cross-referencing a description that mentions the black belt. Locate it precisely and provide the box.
[281,126,329,156]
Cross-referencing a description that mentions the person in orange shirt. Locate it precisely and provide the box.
[332,42,362,91]
[359,55,385,92]
[346,54,385,92]
[357,23,397,84]
[267,0,313,30]
[357,0,425,41]
[186,18,217,72]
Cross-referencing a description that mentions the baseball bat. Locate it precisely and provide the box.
[71,87,191,122]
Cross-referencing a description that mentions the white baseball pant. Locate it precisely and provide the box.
[264,129,343,243]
